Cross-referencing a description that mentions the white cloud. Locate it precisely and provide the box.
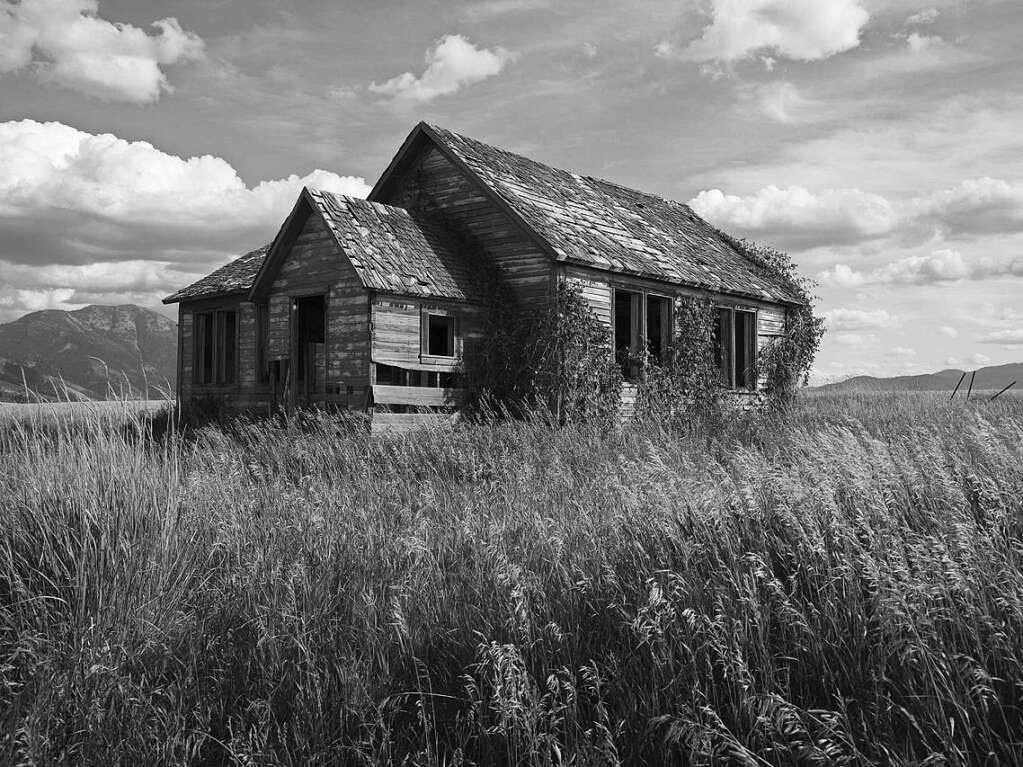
[682,0,870,63]
[885,346,917,359]
[823,307,899,331]
[0,0,204,103]
[906,8,940,25]
[692,175,1023,252]
[0,119,371,317]
[820,249,1023,286]
[690,185,898,248]
[906,32,943,53]
[970,353,992,366]
[977,329,1023,345]
[738,81,812,123]
[939,325,958,338]
[832,332,879,347]
[915,177,1023,237]
[369,34,515,103]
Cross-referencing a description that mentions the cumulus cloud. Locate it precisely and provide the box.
[823,308,899,331]
[939,325,958,338]
[970,353,992,366]
[906,32,943,53]
[906,8,940,25]
[819,249,1023,287]
[737,81,813,123]
[370,34,515,103]
[690,185,898,248]
[0,119,370,319]
[977,329,1023,345]
[680,0,870,63]
[0,0,204,103]
[831,332,879,348]
[915,177,1023,237]
[692,176,1023,251]
[884,346,917,359]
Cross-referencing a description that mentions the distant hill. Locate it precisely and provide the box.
[816,363,1023,394]
[0,305,176,402]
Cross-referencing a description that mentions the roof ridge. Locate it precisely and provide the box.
[425,123,695,212]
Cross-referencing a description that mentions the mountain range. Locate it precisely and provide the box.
[814,363,1023,394]
[0,305,177,402]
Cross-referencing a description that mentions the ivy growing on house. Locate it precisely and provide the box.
[460,279,623,422]
[719,234,826,407]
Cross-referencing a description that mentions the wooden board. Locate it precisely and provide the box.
[372,385,465,407]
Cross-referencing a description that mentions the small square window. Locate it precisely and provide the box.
[426,314,455,357]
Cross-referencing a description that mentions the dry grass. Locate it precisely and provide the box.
[2,392,1022,765]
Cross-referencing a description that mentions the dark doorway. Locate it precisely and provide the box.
[294,296,326,398]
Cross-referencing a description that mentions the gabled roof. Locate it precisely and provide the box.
[163,244,270,304]
[246,188,484,303]
[371,122,804,305]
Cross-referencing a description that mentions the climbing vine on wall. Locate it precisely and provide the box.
[638,295,724,423]
[460,280,623,422]
[720,233,825,408]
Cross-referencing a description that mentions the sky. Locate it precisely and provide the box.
[1,0,1021,382]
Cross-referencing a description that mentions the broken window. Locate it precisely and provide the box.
[714,307,757,390]
[423,313,456,358]
[193,309,237,385]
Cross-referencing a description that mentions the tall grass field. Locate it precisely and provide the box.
[2,392,1022,765]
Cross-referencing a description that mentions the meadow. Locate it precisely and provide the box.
[1,391,1022,765]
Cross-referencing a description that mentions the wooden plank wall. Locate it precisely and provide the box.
[266,212,372,400]
[178,308,193,399]
[371,295,483,372]
[385,146,554,305]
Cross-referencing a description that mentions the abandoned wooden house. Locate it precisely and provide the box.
[164,122,804,424]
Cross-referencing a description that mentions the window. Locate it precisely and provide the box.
[646,295,672,364]
[714,307,757,390]
[614,289,673,377]
[193,309,237,385]
[422,313,456,358]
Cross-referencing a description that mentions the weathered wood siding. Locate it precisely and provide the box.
[371,295,483,372]
[266,211,372,401]
[176,295,272,409]
[381,146,555,305]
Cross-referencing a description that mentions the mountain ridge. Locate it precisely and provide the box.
[0,304,177,401]
[814,362,1023,394]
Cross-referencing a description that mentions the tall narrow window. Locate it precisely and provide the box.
[193,310,237,385]
[713,307,757,390]
[733,310,756,389]
[646,295,671,364]
[614,289,642,378]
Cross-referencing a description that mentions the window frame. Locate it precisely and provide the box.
[714,305,758,391]
[420,308,458,364]
[612,288,674,378]
[192,308,238,386]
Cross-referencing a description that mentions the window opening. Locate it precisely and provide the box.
[193,310,237,385]
[646,295,671,364]
[425,314,455,357]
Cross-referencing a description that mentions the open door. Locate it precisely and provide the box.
[292,295,326,406]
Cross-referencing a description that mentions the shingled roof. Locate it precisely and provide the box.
[303,190,482,301]
[163,244,270,304]
[404,124,804,305]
